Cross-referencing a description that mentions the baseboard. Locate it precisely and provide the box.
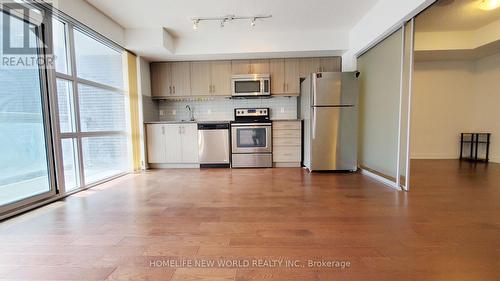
[360,168,401,191]
[273,162,301,168]
[410,154,458,160]
[148,163,200,169]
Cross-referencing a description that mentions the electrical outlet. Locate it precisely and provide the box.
[159,110,164,116]
[172,109,176,115]
[207,109,212,114]
[280,107,285,113]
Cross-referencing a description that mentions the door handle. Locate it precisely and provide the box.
[312,107,317,139]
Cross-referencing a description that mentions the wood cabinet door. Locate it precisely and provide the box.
[190,61,211,96]
[299,58,321,78]
[269,59,284,95]
[150,63,171,97]
[231,60,251,74]
[284,58,300,95]
[211,60,232,96]
[180,124,199,163]
[320,57,341,72]
[250,59,270,74]
[146,124,166,163]
[164,124,183,163]
[170,62,191,96]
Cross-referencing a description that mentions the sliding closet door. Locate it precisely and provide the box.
[357,21,415,190]
[358,29,403,183]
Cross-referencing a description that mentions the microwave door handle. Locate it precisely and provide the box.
[312,107,317,139]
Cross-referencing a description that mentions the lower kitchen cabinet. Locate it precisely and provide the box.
[146,123,199,166]
[272,120,302,167]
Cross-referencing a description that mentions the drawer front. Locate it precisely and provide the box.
[273,137,301,146]
[273,129,301,138]
[273,121,301,130]
[273,146,301,162]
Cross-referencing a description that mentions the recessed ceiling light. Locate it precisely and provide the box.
[479,0,500,10]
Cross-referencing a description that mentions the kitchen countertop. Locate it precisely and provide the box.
[145,119,300,124]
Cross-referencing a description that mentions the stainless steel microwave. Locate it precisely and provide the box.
[231,74,270,97]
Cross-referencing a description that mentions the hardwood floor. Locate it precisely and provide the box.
[1,160,499,280]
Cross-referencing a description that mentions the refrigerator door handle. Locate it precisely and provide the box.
[312,107,317,139]
[312,74,317,106]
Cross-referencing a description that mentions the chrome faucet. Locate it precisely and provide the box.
[185,105,195,121]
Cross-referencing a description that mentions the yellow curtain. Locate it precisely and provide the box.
[123,51,141,172]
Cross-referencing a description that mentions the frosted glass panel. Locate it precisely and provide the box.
[57,79,76,133]
[358,29,403,180]
[61,138,79,191]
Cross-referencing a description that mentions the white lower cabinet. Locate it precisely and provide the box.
[147,123,199,165]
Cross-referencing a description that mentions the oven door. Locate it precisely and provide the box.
[231,124,272,153]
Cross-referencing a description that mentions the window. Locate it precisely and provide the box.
[0,11,55,208]
[54,23,129,188]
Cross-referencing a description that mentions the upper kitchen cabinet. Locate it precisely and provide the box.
[231,60,251,74]
[191,61,231,96]
[231,59,270,74]
[190,61,211,96]
[284,58,300,95]
[320,57,341,72]
[250,59,270,74]
[210,60,232,96]
[269,58,299,96]
[269,59,285,94]
[299,57,321,78]
[298,57,341,78]
[170,62,191,96]
[151,62,191,97]
[151,63,171,97]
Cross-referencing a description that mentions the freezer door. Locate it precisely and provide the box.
[310,106,357,171]
[312,72,342,106]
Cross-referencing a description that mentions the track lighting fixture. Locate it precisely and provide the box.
[191,15,271,30]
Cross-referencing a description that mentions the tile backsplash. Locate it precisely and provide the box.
[157,97,297,121]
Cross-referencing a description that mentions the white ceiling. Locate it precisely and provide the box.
[85,0,379,61]
[416,0,500,31]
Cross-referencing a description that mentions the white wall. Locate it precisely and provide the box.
[52,0,125,45]
[411,52,500,163]
[474,53,500,163]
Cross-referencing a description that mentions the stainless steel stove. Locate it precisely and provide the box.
[231,108,272,168]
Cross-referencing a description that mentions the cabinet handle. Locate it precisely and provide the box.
[169,86,172,94]
[162,126,165,135]
[178,126,181,134]
[212,85,215,93]
[209,85,212,93]
[173,86,176,94]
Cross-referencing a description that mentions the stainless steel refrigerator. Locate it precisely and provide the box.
[300,72,359,172]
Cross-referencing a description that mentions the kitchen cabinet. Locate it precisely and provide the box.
[269,58,299,96]
[146,123,198,164]
[269,59,285,94]
[210,60,232,96]
[231,59,269,74]
[272,120,302,167]
[170,62,191,96]
[320,57,341,72]
[191,61,231,96]
[250,59,269,74]
[190,61,211,96]
[151,62,191,97]
[299,57,321,78]
[231,60,251,74]
[151,63,171,97]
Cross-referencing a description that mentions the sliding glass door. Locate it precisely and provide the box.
[0,9,56,211]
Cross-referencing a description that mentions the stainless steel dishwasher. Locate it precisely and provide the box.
[198,122,230,168]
